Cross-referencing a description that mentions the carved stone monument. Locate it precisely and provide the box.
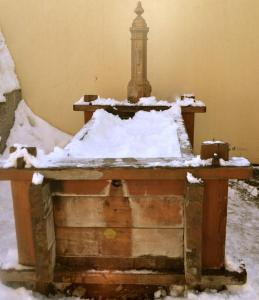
[127,1,152,103]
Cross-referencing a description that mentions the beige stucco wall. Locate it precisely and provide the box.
[0,0,258,162]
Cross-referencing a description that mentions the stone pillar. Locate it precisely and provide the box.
[127,1,152,103]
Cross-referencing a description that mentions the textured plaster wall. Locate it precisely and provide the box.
[0,0,258,162]
[0,90,21,153]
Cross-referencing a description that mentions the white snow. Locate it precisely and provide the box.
[5,100,71,154]
[61,107,182,159]
[175,96,205,107]
[75,95,206,107]
[203,140,225,144]
[220,157,251,167]
[186,172,203,184]
[0,31,20,102]
[32,172,44,185]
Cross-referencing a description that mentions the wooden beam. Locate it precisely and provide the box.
[11,181,35,266]
[184,182,204,286]
[0,267,246,287]
[202,180,229,269]
[29,182,56,283]
[182,112,195,147]
[0,166,253,181]
[73,104,206,114]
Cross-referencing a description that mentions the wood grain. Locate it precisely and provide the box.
[202,180,229,268]
[184,182,204,285]
[11,181,35,266]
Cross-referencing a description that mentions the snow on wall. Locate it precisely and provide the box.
[0,31,20,102]
[5,100,72,154]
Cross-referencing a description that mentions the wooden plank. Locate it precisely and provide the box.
[201,142,229,160]
[11,181,35,266]
[0,166,252,181]
[184,182,204,285]
[73,104,206,114]
[202,180,228,269]
[29,182,55,282]
[182,112,195,147]
[130,196,183,228]
[0,267,245,287]
[103,181,133,228]
[55,269,185,285]
[84,111,94,123]
[132,229,183,258]
[56,256,184,271]
[56,227,132,257]
[125,180,185,196]
[52,180,111,196]
[53,196,106,227]
[56,227,183,258]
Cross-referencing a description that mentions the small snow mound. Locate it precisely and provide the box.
[32,172,44,185]
[0,31,20,102]
[6,100,72,154]
[187,172,203,184]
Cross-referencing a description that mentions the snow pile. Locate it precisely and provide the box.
[176,96,205,107]
[186,172,203,184]
[220,157,250,167]
[0,31,20,102]
[32,172,44,185]
[75,95,206,107]
[5,100,71,154]
[50,107,182,159]
[3,145,40,168]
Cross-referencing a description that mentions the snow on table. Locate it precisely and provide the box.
[75,95,206,107]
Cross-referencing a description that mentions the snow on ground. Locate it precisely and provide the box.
[4,100,71,155]
[0,31,20,102]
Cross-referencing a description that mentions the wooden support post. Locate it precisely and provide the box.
[29,182,55,291]
[202,180,228,269]
[184,181,204,286]
[11,181,35,266]
[182,112,195,147]
[201,142,229,161]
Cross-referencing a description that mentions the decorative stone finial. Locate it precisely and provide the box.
[135,1,144,16]
[127,2,152,103]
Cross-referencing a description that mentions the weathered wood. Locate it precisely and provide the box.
[55,269,184,285]
[0,267,246,289]
[55,227,183,258]
[55,227,132,257]
[29,182,55,282]
[84,95,98,102]
[124,180,185,196]
[182,112,195,147]
[52,180,111,196]
[184,182,204,285]
[56,256,184,271]
[201,142,229,160]
[129,196,183,228]
[53,196,106,227]
[84,111,93,123]
[11,181,35,266]
[132,228,183,258]
[0,166,252,181]
[202,180,229,269]
[73,104,206,114]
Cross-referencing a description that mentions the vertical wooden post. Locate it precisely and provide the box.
[29,182,55,290]
[184,181,204,286]
[11,181,35,266]
[182,112,195,148]
[202,180,228,269]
